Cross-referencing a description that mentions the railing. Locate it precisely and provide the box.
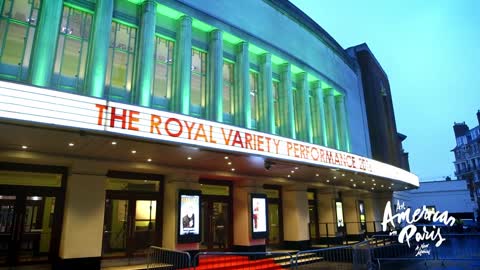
[294,245,353,270]
[147,246,191,270]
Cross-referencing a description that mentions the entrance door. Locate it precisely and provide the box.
[201,198,229,250]
[267,202,281,246]
[102,193,158,263]
[0,191,59,266]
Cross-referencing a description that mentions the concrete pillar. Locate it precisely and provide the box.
[233,183,266,250]
[324,88,340,149]
[311,81,328,146]
[28,0,63,87]
[206,29,223,122]
[282,186,309,249]
[296,73,313,143]
[59,173,106,266]
[234,42,250,128]
[317,191,336,237]
[172,16,192,115]
[258,53,274,133]
[343,195,361,236]
[279,63,295,138]
[335,95,350,152]
[134,0,157,107]
[84,0,113,98]
[162,175,200,251]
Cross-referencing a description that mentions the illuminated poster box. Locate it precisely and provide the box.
[358,200,366,230]
[251,194,268,239]
[335,200,345,232]
[177,190,201,243]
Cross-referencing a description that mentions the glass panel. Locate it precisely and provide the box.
[153,36,174,109]
[106,22,136,101]
[268,203,280,244]
[273,81,281,132]
[106,178,160,192]
[212,202,228,249]
[191,49,206,114]
[200,201,207,249]
[1,23,26,66]
[293,88,299,137]
[0,195,16,264]
[264,189,279,199]
[18,196,56,263]
[307,192,315,201]
[309,205,317,239]
[0,171,62,187]
[249,71,258,127]
[132,200,156,256]
[222,61,234,116]
[200,184,229,196]
[102,199,128,257]
[54,5,92,92]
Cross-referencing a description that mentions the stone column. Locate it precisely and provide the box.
[258,53,274,133]
[234,42,250,128]
[335,94,350,152]
[311,81,328,146]
[84,0,113,98]
[233,183,266,251]
[172,16,192,115]
[296,73,313,143]
[282,185,310,250]
[317,191,336,237]
[343,194,361,236]
[134,0,157,107]
[324,88,340,149]
[28,0,63,87]
[206,29,223,122]
[279,63,295,138]
[162,175,200,251]
[59,173,106,268]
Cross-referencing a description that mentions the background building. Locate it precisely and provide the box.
[452,110,480,220]
[0,0,417,269]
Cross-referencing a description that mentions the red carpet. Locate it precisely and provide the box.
[194,255,284,270]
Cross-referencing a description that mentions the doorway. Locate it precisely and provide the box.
[0,165,65,268]
[199,182,231,250]
[265,186,282,248]
[308,190,319,242]
[101,173,162,265]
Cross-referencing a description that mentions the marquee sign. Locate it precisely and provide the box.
[0,81,419,186]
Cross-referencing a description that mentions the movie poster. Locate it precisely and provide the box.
[252,197,267,233]
[178,192,200,240]
[358,200,366,229]
[336,201,345,228]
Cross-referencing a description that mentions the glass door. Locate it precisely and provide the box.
[102,194,158,263]
[267,202,280,245]
[200,199,229,250]
[0,193,57,266]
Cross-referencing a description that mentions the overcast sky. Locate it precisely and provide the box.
[290,0,480,181]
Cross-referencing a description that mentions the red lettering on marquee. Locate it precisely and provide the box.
[194,124,208,142]
[165,118,182,137]
[95,104,107,126]
[184,121,196,139]
[232,131,244,148]
[221,128,233,145]
[150,114,162,134]
[110,107,127,129]
[128,110,140,131]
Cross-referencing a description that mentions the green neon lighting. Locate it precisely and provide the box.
[320,81,331,90]
[156,3,184,19]
[249,44,266,55]
[223,32,243,44]
[63,2,94,14]
[192,19,215,32]
[271,55,286,65]
[307,73,318,82]
[112,18,138,29]
[126,0,144,4]
[291,64,303,75]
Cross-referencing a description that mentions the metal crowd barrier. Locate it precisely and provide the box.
[147,246,192,270]
[294,245,353,270]
[193,251,294,269]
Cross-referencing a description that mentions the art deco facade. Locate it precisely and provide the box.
[0,0,418,269]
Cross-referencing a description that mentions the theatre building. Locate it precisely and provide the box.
[0,0,418,269]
